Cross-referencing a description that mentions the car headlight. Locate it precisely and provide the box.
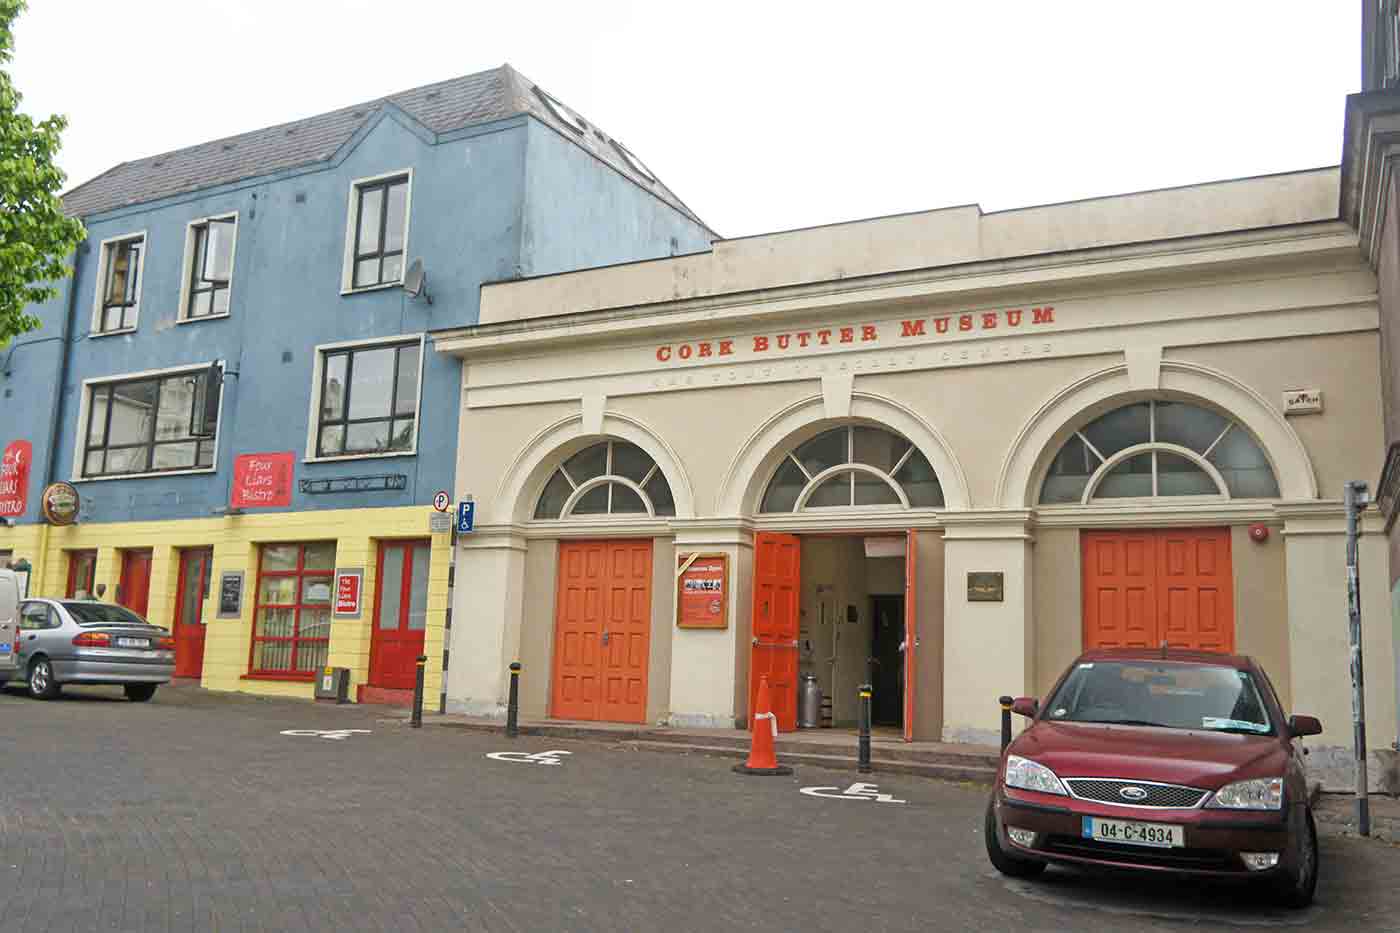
[1207,777,1284,810]
[1003,755,1068,796]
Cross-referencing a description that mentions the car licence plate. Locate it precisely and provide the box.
[1081,816,1183,848]
[116,637,150,649]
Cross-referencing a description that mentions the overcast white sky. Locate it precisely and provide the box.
[12,1,1360,238]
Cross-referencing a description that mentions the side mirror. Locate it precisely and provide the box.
[1288,715,1322,738]
[1011,697,1039,719]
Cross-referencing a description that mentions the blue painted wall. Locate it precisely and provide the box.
[0,110,711,526]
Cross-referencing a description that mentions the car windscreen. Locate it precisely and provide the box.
[1043,661,1274,735]
[61,602,149,626]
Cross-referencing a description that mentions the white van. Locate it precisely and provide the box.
[0,569,19,684]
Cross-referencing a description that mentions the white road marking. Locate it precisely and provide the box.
[486,750,572,766]
[279,729,373,741]
[799,781,906,803]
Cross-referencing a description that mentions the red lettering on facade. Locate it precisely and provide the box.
[1033,306,1055,324]
[719,340,734,355]
[656,346,672,362]
[796,332,811,347]
[698,342,712,357]
[959,314,973,331]
[861,325,877,342]
[754,336,769,352]
[981,312,997,329]
[900,320,926,338]
[840,327,854,343]
[678,344,693,360]
[776,334,791,350]
[934,318,950,334]
[1006,309,1022,326]
[817,330,832,345]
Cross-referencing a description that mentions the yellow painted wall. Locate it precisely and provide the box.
[0,506,451,703]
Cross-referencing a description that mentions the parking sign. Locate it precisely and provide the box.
[456,500,476,534]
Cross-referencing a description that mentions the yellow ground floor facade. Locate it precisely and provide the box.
[0,506,451,704]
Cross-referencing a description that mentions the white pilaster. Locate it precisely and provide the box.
[445,525,527,718]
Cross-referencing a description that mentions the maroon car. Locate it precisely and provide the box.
[986,648,1320,908]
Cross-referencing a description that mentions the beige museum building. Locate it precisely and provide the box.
[434,167,1398,788]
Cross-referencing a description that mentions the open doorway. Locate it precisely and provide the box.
[869,595,904,727]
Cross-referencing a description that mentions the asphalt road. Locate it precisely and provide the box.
[0,683,1397,932]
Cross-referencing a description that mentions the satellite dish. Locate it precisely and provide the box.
[403,259,433,305]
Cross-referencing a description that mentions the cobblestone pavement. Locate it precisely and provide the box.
[1,682,1398,932]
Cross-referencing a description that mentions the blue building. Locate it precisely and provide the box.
[0,65,712,702]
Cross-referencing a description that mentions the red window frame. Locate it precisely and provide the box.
[66,550,98,599]
[248,542,334,680]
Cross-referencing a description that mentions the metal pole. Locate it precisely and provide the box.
[999,695,1014,753]
[858,683,873,774]
[506,661,522,739]
[410,654,427,729]
[1344,480,1371,837]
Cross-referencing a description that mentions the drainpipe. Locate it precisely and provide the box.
[44,241,87,488]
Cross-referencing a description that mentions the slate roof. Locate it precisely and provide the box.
[61,65,711,232]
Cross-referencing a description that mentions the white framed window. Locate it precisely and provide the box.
[90,232,147,335]
[75,362,223,480]
[341,169,412,293]
[534,440,675,519]
[306,334,424,461]
[760,425,943,512]
[178,213,237,321]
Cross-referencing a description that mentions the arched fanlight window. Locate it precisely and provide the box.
[534,440,675,519]
[760,425,944,512]
[1039,400,1280,504]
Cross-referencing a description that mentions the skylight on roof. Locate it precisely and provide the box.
[533,86,588,135]
[610,139,655,184]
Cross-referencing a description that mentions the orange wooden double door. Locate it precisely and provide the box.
[551,541,653,723]
[1081,528,1234,653]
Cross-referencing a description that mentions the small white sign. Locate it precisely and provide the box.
[429,512,452,533]
[486,750,571,766]
[432,490,451,512]
[279,729,372,741]
[799,781,905,803]
[1283,389,1323,415]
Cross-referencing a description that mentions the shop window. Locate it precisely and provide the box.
[534,440,675,519]
[182,215,236,320]
[250,542,334,678]
[1039,400,1279,504]
[81,367,220,478]
[760,425,944,512]
[344,172,410,290]
[66,550,97,599]
[92,233,145,334]
[314,339,422,458]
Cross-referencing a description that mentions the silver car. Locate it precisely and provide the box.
[7,599,175,701]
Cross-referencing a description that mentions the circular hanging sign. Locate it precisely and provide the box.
[432,490,451,513]
[40,482,80,526]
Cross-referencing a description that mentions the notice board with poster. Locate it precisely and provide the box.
[676,552,728,629]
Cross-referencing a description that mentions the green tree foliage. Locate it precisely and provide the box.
[0,0,84,343]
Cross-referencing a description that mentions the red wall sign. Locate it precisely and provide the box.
[334,570,362,616]
[0,440,32,518]
[230,452,295,508]
[676,553,729,629]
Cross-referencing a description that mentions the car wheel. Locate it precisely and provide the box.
[985,799,1047,878]
[27,657,60,700]
[124,684,158,702]
[1272,809,1318,909]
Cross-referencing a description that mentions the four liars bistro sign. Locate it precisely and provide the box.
[652,305,1058,364]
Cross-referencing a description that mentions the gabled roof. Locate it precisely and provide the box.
[61,65,711,232]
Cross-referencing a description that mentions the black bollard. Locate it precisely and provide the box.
[506,661,522,738]
[410,655,428,728]
[858,683,873,773]
[999,695,1014,753]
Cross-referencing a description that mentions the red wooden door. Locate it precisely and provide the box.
[1082,529,1233,652]
[750,532,800,732]
[369,541,431,689]
[173,548,212,678]
[903,529,917,743]
[119,550,152,619]
[551,541,652,723]
[66,551,97,599]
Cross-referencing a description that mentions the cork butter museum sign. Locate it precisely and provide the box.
[653,306,1056,363]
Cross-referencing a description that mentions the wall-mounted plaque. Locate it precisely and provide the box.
[967,571,1004,602]
[217,571,245,619]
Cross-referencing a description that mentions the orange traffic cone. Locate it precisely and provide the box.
[733,675,793,776]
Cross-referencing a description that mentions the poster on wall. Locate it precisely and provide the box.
[0,440,31,518]
[230,452,295,508]
[676,552,728,629]
[217,571,245,619]
[333,568,363,618]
